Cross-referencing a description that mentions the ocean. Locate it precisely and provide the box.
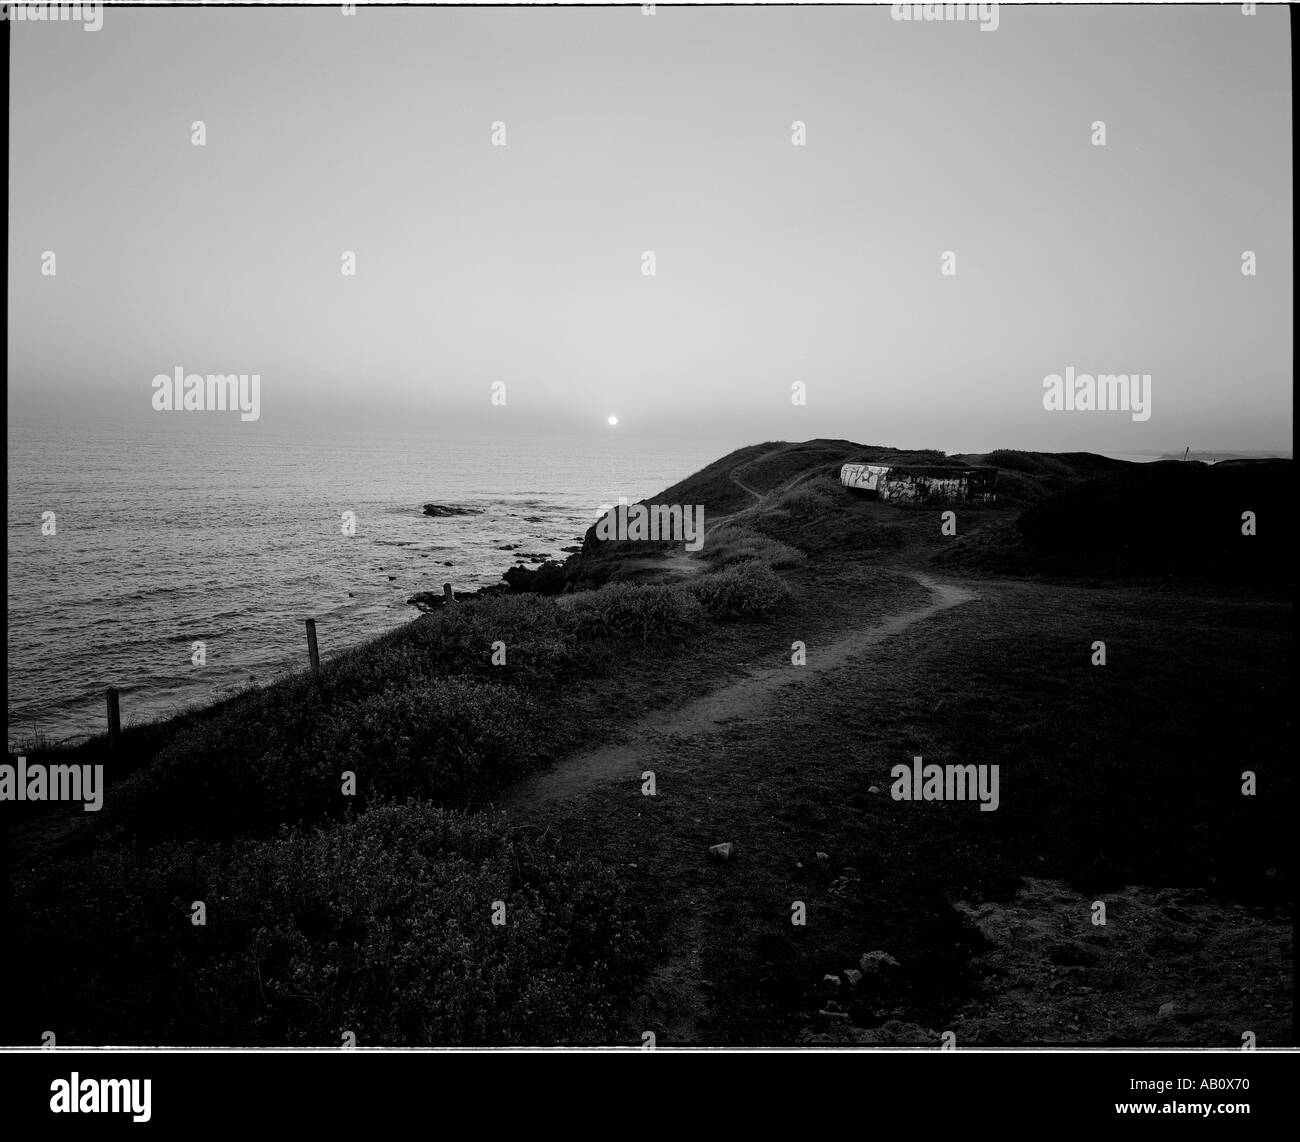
[6,420,736,745]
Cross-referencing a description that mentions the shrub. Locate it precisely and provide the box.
[562,581,705,642]
[687,561,793,619]
[435,595,579,687]
[12,802,648,1046]
[703,523,806,570]
[110,675,549,841]
[770,477,839,515]
[327,678,544,802]
[332,594,577,690]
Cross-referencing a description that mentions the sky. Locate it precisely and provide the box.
[7,3,1293,455]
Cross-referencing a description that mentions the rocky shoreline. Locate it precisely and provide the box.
[405,502,677,612]
[406,502,593,612]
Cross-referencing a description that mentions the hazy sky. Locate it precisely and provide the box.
[8,3,1293,454]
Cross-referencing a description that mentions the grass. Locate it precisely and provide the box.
[701,522,807,571]
[5,439,1291,1047]
[538,577,1291,1044]
[685,561,794,618]
[13,802,648,1045]
[4,542,807,1046]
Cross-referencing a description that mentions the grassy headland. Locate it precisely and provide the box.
[3,441,1292,1046]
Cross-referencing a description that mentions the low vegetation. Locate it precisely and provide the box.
[16,803,647,1045]
[6,440,1290,1047]
[701,522,807,570]
[6,535,800,1046]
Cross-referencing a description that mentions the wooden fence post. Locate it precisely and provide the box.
[305,618,321,676]
[105,687,121,749]
[443,582,454,604]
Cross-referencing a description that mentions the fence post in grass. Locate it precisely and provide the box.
[443,582,454,605]
[105,687,121,749]
[305,618,321,677]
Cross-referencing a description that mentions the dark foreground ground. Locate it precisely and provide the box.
[3,442,1292,1046]
[509,563,1291,1045]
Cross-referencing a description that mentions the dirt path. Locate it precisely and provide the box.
[493,574,976,816]
[727,446,830,509]
[728,463,765,500]
[493,570,978,1044]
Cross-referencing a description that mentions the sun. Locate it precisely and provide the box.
[607,415,619,426]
